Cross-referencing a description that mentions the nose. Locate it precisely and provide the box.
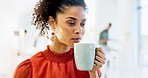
[74,26,82,34]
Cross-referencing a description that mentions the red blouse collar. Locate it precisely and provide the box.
[42,45,74,63]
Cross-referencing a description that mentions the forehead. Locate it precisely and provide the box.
[56,6,86,20]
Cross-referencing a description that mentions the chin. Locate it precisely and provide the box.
[68,42,80,48]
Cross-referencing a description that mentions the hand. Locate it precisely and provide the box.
[89,47,106,73]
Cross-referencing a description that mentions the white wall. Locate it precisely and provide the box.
[0,0,17,78]
[95,0,141,78]
[0,0,38,77]
[0,0,141,78]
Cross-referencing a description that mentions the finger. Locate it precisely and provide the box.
[96,51,106,60]
[96,47,104,54]
[95,56,105,64]
[94,60,103,68]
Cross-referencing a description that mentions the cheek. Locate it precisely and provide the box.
[56,27,72,39]
[82,29,85,36]
[55,29,64,38]
[61,27,73,36]
[59,28,71,36]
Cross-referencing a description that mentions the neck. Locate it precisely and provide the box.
[49,39,71,54]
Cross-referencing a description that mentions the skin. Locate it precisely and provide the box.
[48,6,106,78]
[106,24,111,31]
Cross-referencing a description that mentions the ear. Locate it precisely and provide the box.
[48,16,56,30]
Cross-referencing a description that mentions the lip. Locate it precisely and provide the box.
[72,38,81,43]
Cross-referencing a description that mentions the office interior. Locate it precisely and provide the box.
[0,0,148,78]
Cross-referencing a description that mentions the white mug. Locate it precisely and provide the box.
[74,43,96,70]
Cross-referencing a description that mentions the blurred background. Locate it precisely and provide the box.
[0,0,148,78]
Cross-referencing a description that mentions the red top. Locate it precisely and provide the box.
[13,46,102,78]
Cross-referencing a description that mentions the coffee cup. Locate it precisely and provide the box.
[74,43,96,70]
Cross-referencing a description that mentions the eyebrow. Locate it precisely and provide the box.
[66,17,77,20]
[66,17,86,21]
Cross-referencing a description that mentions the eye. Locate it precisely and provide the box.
[67,21,76,26]
[80,22,86,27]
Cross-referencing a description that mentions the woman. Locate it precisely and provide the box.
[13,0,106,78]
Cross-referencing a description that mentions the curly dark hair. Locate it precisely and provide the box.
[32,0,87,35]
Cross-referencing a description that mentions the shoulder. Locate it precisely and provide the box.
[30,51,46,64]
[13,52,43,78]
[13,59,32,78]
[101,30,107,33]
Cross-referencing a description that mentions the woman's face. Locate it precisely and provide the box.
[50,6,86,47]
